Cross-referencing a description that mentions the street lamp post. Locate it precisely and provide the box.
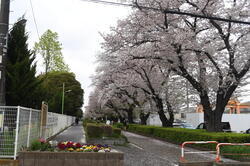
[61,83,71,114]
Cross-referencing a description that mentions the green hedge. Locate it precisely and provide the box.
[113,123,124,129]
[86,123,104,138]
[86,123,122,138]
[128,124,250,144]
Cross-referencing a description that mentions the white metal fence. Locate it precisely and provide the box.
[0,106,75,159]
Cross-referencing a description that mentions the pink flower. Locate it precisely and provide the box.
[39,138,46,143]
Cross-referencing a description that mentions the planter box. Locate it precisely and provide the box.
[0,159,18,166]
[18,151,124,166]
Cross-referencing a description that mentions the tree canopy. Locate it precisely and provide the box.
[87,0,250,131]
[34,29,69,73]
[39,71,84,116]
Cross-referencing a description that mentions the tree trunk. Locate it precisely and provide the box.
[201,92,226,132]
[140,112,150,125]
[126,108,134,124]
[154,97,170,127]
[165,101,174,127]
[206,109,224,132]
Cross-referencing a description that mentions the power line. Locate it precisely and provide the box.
[81,0,250,25]
[29,0,40,39]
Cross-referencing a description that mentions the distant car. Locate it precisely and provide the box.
[245,128,250,134]
[196,122,231,132]
[173,123,194,129]
[180,123,195,129]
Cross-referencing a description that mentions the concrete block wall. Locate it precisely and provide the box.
[18,152,124,166]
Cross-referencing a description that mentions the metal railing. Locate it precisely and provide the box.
[0,106,75,159]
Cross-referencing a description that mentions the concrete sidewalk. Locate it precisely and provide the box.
[51,123,86,143]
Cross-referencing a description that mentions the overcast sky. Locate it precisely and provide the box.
[10,0,130,110]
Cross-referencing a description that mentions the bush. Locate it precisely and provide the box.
[86,123,104,138]
[85,123,123,139]
[102,125,113,137]
[30,140,42,151]
[113,128,121,137]
[128,124,250,148]
[83,119,96,127]
[113,123,124,129]
[30,139,52,151]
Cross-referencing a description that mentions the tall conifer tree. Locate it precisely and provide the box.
[6,18,40,107]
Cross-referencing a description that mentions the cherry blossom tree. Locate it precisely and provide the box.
[98,0,250,131]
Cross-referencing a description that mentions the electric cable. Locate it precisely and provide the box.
[29,0,40,39]
[81,0,250,25]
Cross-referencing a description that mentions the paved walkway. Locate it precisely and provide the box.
[51,123,86,143]
[50,125,235,166]
[114,131,235,166]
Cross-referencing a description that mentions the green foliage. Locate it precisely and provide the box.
[128,124,250,147]
[86,123,122,138]
[39,71,84,116]
[113,123,124,129]
[83,119,96,127]
[30,140,42,151]
[34,29,69,73]
[102,125,113,137]
[86,123,104,138]
[113,128,122,137]
[30,140,52,151]
[6,18,41,108]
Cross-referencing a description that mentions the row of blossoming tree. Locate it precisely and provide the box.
[86,0,250,132]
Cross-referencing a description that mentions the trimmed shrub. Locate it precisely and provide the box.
[83,119,96,127]
[113,128,121,136]
[128,124,250,147]
[102,125,113,137]
[113,123,124,129]
[86,123,103,138]
[86,123,122,138]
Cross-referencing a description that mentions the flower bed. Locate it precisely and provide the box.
[57,141,112,152]
[18,139,124,166]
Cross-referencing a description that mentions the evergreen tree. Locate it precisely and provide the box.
[6,18,41,108]
[39,71,84,116]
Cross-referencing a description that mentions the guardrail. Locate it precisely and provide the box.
[180,141,218,162]
[216,143,250,162]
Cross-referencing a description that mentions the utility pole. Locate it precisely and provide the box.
[0,0,10,106]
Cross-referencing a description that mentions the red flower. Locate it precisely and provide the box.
[75,143,82,149]
[66,141,74,148]
[58,142,66,150]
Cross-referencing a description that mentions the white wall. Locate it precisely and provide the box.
[186,113,250,133]
[186,113,203,128]
[147,114,162,126]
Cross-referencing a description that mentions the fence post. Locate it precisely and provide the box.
[14,106,21,160]
[27,108,32,147]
